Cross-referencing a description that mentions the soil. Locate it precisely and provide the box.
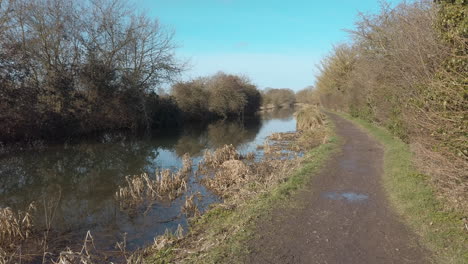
[246,113,431,264]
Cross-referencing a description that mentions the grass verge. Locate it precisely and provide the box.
[339,113,467,264]
[146,127,340,263]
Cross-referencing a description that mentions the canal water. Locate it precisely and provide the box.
[0,108,297,254]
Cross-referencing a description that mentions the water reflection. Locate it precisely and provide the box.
[261,107,297,121]
[0,109,295,252]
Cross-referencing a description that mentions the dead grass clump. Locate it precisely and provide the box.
[115,170,188,210]
[0,203,36,250]
[203,160,251,197]
[268,132,297,141]
[296,106,325,131]
[198,144,240,172]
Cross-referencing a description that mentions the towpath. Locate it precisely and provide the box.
[247,112,430,264]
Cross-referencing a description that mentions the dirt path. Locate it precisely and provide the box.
[246,113,430,264]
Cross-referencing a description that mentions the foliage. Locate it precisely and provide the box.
[261,88,296,108]
[313,0,467,212]
[342,113,467,264]
[0,0,184,142]
[172,72,261,120]
[295,86,317,105]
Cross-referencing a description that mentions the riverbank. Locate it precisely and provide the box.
[0,108,301,263]
[338,113,467,264]
[143,107,339,263]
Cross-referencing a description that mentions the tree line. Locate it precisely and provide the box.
[309,0,467,212]
[261,88,296,108]
[0,0,263,143]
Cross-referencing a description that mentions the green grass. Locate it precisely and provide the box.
[339,113,467,264]
[146,129,340,263]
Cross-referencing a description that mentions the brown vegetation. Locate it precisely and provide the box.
[295,86,318,105]
[261,88,296,109]
[115,153,193,210]
[181,195,201,218]
[115,166,192,210]
[141,108,330,262]
[309,0,467,213]
[296,106,326,131]
[172,72,261,120]
[0,0,184,142]
[0,203,36,260]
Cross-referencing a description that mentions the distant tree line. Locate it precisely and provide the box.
[295,86,317,105]
[171,72,261,120]
[310,0,467,212]
[261,88,296,108]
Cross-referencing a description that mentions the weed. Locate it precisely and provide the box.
[115,169,188,210]
[0,203,35,246]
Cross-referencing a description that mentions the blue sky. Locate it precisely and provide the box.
[136,0,398,91]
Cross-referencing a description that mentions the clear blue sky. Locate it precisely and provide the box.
[135,0,398,91]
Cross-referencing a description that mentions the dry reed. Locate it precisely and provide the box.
[0,203,36,250]
[198,144,240,173]
[52,231,95,264]
[115,170,188,210]
[182,195,201,218]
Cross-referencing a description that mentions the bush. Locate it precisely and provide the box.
[172,72,261,120]
[313,0,467,212]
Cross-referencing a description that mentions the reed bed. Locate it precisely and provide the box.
[203,159,251,197]
[115,153,193,210]
[115,170,188,210]
[198,144,239,173]
[199,134,304,202]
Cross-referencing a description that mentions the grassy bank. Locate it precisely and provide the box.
[339,113,467,264]
[146,123,340,263]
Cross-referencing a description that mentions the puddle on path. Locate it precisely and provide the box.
[323,191,369,202]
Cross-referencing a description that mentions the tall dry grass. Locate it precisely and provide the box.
[181,194,201,218]
[0,203,36,263]
[115,153,193,210]
[0,203,35,247]
[296,106,325,131]
[198,144,240,173]
[115,170,188,210]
